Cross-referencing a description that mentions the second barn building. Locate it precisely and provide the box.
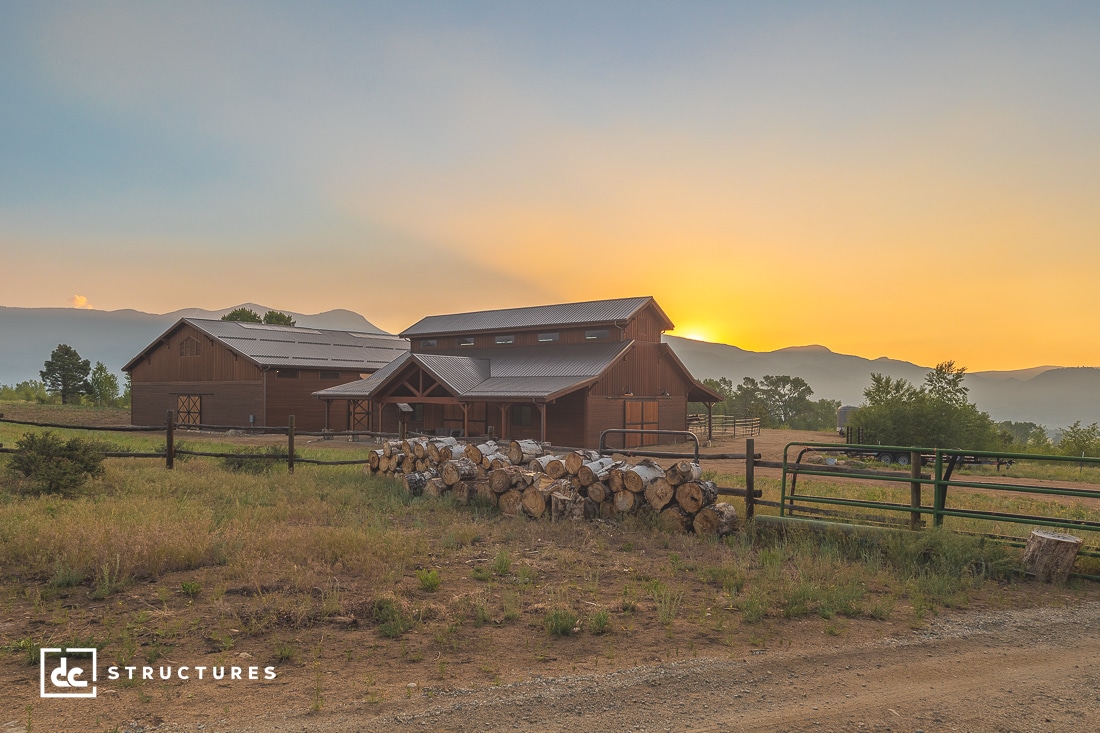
[314,296,720,449]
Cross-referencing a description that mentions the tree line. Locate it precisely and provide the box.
[700,361,1100,458]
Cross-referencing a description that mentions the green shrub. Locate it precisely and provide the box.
[416,568,441,592]
[221,445,285,473]
[588,609,611,634]
[544,608,578,636]
[7,431,109,494]
[372,597,415,638]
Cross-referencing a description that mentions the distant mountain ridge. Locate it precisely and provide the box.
[0,304,385,388]
[1,306,1096,428]
[663,336,1100,429]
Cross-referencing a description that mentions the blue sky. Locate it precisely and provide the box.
[2,1,1099,370]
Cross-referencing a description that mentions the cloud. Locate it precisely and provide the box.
[69,294,93,309]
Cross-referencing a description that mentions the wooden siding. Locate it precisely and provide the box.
[265,370,363,430]
[129,323,262,383]
[131,382,264,427]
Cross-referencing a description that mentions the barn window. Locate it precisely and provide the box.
[457,336,474,347]
[511,404,533,427]
[537,332,559,343]
[585,329,610,341]
[495,334,515,345]
[419,338,438,349]
[319,371,341,380]
[179,337,201,357]
[275,369,299,379]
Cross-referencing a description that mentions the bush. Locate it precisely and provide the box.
[7,431,109,494]
[544,608,578,636]
[221,445,285,473]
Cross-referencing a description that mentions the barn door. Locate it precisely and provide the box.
[177,395,201,426]
[624,400,659,447]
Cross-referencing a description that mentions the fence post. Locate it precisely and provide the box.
[745,437,755,521]
[287,415,295,474]
[909,450,922,531]
[166,409,175,470]
[933,451,945,527]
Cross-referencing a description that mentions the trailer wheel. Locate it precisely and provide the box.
[894,453,910,466]
[876,452,894,464]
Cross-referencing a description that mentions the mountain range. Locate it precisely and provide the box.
[1,305,1096,429]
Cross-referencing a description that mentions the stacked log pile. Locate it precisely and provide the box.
[368,438,738,536]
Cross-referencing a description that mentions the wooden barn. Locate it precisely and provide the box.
[313,296,721,448]
[124,319,408,431]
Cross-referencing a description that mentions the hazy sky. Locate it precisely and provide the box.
[3,1,1098,371]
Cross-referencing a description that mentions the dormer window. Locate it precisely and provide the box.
[457,336,474,347]
[585,329,610,341]
[495,334,515,345]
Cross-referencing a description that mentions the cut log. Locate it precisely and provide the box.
[483,452,511,470]
[401,454,417,474]
[423,477,448,498]
[1022,529,1083,584]
[665,460,702,487]
[441,457,480,486]
[623,459,665,494]
[465,440,499,465]
[382,440,401,458]
[402,470,438,497]
[427,436,458,463]
[564,449,601,476]
[367,449,383,472]
[644,478,677,512]
[409,437,430,459]
[520,482,560,519]
[472,480,496,505]
[692,502,739,537]
[451,481,471,505]
[607,465,625,493]
[585,481,609,504]
[578,457,616,487]
[550,490,585,522]
[489,465,530,494]
[658,505,693,533]
[507,439,544,466]
[675,480,719,514]
[544,456,568,479]
[528,454,560,475]
[612,489,638,514]
[498,489,524,517]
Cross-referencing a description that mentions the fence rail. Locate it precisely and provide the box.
[780,441,1100,573]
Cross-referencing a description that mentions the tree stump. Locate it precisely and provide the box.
[692,502,739,537]
[1022,529,1082,584]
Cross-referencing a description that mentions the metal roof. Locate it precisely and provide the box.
[124,318,409,372]
[314,340,630,401]
[401,296,669,337]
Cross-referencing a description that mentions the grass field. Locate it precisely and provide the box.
[2,402,1099,724]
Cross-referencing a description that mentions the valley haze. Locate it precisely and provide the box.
[1,304,1097,430]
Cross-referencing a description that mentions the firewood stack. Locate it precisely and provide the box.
[367,438,738,536]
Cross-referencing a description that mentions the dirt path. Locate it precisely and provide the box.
[100,599,1096,733]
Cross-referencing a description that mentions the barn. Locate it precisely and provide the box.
[123,319,408,431]
[313,296,721,448]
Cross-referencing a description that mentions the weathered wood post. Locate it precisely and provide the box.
[287,415,295,474]
[165,409,175,470]
[910,450,922,531]
[1022,529,1082,583]
[745,437,755,521]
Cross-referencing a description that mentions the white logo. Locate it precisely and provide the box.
[40,648,97,698]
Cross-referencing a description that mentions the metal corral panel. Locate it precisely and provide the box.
[401,296,662,337]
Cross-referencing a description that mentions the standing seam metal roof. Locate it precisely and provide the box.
[400,296,662,337]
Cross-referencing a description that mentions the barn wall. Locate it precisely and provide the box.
[265,370,363,431]
[130,382,264,427]
[129,323,262,383]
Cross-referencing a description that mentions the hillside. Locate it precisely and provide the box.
[663,336,1100,429]
[0,304,385,386]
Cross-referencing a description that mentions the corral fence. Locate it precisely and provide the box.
[780,441,1100,576]
[689,414,760,438]
[0,414,769,521]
